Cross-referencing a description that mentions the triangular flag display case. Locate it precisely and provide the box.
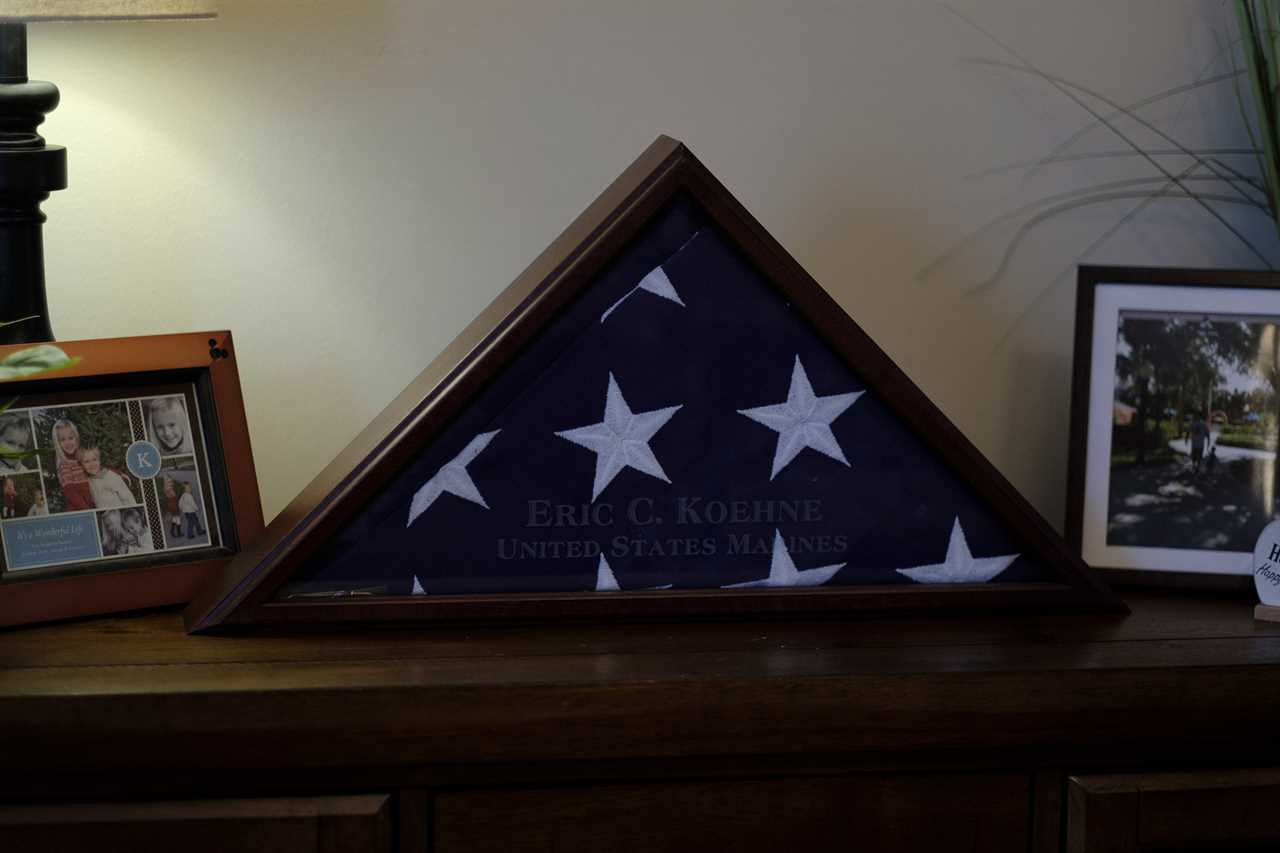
[186,136,1122,631]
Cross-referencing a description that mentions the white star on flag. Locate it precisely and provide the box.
[595,555,621,591]
[595,555,672,592]
[895,517,1018,584]
[738,355,863,479]
[406,430,501,527]
[556,373,682,501]
[724,530,845,588]
[601,264,686,322]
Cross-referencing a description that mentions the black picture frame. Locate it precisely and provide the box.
[1067,265,1280,590]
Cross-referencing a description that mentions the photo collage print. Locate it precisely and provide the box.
[0,392,219,575]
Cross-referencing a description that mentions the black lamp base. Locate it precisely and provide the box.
[0,23,65,345]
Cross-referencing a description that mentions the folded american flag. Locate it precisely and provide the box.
[291,201,1044,597]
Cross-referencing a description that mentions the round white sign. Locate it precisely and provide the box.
[1253,519,1280,606]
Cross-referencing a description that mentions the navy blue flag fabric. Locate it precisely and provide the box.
[283,198,1050,598]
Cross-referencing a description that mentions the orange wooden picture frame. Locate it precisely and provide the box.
[0,331,263,628]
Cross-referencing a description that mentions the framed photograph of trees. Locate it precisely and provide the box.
[1067,266,1280,588]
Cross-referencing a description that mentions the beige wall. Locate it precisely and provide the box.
[31,0,1272,526]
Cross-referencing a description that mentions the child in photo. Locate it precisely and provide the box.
[26,492,47,516]
[53,418,94,511]
[163,476,181,537]
[99,509,126,556]
[0,414,32,474]
[121,508,154,554]
[178,481,205,539]
[148,397,193,456]
[80,445,135,509]
[1,477,14,518]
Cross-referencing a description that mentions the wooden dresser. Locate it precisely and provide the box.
[2,588,1279,852]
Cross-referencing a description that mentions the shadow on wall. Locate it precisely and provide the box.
[1007,345,1072,531]
[781,184,1060,505]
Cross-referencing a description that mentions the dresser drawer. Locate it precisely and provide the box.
[0,794,392,853]
[433,772,1029,853]
[1068,768,1280,852]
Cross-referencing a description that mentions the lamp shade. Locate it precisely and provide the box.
[0,0,216,21]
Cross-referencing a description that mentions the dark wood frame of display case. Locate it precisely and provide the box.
[186,136,1120,632]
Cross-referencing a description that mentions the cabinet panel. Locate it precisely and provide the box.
[434,772,1029,853]
[1068,768,1280,852]
[0,794,392,853]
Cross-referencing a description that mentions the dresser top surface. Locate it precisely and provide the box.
[2,589,1278,774]
[2,588,1276,694]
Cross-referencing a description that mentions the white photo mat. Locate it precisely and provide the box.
[1082,282,1280,576]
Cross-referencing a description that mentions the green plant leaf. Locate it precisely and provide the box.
[925,4,1280,344]
[0,315,40,331]
[1236,1,1280,223]
[1023,68,1246,181]
[0,345,80,381]
[967,187,1257,295]
[1224,22,1271,199]
[1261,0,1280,91]
[949,7,1259,208]
[966,148,1262,180]
[919,170,1265,285]
[963,57,1274,268]
[993,163,1209,349]
[966,59,1266,204]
